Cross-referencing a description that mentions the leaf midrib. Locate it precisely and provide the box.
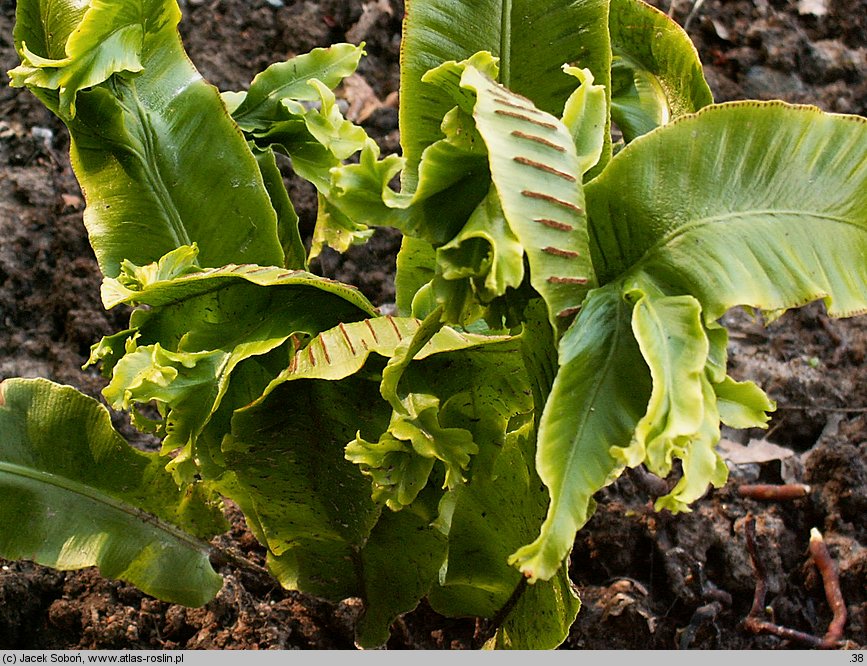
[113,77,192,251]
[500,0,512,88]
[545,298,631,528]
[0,461,210,554]
[629,208,862,273]
[234,51,358,124]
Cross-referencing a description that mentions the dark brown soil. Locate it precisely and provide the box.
[1,0,865,650]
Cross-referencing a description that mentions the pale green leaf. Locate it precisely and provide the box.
[399,0,612,190]
[10,0,177,117]
[509,284,651,581]
[459,65,596,331]
[437,187,524,300]
[287,80,368,160]
[231,43,364,131]
[310,191,377,258]
[0,378,224,607]
[11,0,286,277]
[95,248,379,480]
[561,66,608,177]
[100,247,376,315]
[609,0,713,142]
[622,290,732,512]
[346,431,436,508]
[714,376,776,430]
[653,379,729,513]
[588,102,867,321]
[626,292,711,474]
[432,187,526,326]
[262,314,516,395]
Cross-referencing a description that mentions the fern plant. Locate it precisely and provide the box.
[2,0,865,649]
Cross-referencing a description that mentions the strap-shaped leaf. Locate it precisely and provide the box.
[0,379,224,607]
[459,66,596,330]
[226,377,387,600]
[261,314,515,391]
[588,102,867,320]
[400,0,612,189]
[652,379,728,514]
[10,0,285,276]
[561,66,609,177]
[626,290,729,510]
[101,339,285,482]
[609,0,713,142]
[266,481,446,650]
[431,436,534,619]
[91,247,379,481]
[101,246,376,315]
[12,0,88,62]
[254,148,307,270]
[430,421,579,650]
[624,292,711,472]
[225,316,510,616]
[229,44,364,132]
[354,506,448,648]
[509,284,651,582]
[233,314,523,510]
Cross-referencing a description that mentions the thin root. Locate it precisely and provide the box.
[809,528,847,648]
[738,483,811,501]
[742,515,848,648]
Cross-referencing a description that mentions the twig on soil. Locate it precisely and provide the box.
[738,483,811,501]
[808,528,847,648]
[742,515,849,649]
